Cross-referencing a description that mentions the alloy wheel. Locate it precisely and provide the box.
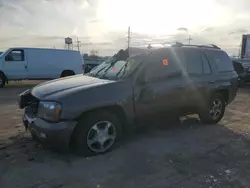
[87,121,116,153]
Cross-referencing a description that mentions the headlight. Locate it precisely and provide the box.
[37,101,62,122]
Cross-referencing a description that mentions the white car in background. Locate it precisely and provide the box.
[0,47,84,88]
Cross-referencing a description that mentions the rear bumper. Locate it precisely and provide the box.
[23,108,77,151]
[238,72,250,83]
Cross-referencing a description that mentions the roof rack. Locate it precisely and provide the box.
[171,42,220,49]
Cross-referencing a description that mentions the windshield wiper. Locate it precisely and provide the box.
[93,65,110,77]
[115,62,128,80]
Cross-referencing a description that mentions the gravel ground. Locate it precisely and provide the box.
[0,81,250,188]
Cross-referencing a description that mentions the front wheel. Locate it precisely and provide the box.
[71,111,122,156]
[0,75,5,88]
[199,94,226,124]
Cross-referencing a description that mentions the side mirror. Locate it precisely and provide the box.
[5,55,10,61]
[5,55,13,61]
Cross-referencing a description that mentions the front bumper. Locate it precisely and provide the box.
[23,108,77,151]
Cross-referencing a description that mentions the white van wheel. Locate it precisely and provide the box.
[0,76,5,88]
[61,70,75,78]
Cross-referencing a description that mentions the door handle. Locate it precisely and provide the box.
[25,65,27,69]
[208,81,215,84]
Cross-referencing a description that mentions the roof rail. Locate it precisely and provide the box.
[171,42,220,49]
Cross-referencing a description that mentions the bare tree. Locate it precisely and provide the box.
[89,49,99,57]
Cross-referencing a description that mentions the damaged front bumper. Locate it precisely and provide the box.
[23,108,77,151]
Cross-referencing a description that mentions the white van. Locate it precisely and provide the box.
[0,47,84,87]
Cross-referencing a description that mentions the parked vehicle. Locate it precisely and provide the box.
[19,43,238,156]
[83,58,103,73]
[0,48,84,88]
[232,58,250,86]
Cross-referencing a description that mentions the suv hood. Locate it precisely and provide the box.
[31,75,114,99]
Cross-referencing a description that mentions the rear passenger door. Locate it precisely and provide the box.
[182,50,214,108]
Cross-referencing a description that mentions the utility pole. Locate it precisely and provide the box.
[238,42,242,58]
[127,26,131,58]
[76,37,81,51]
[188,35,192,45]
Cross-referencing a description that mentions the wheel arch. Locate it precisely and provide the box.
[75,105,129,131]
[60,70,75,77]
[0,70,8,83]
[69,104,129,150]
[212,89,229,104]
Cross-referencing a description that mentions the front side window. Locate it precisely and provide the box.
[144,49,184,82]
[5,50,24,61]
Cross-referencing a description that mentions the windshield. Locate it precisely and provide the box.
[88,55,143,80]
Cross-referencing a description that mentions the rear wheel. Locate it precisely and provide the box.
[0,75,6,88]
[199,94,225,124]
[61,70,75,77]
[71,111,122,156]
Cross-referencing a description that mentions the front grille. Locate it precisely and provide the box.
[28,95,39,115]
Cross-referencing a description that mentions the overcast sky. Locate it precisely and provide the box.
[0,0,250,56]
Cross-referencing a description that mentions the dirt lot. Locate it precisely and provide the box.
[1,81,250,188]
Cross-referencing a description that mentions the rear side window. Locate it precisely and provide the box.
[206,51,234,72]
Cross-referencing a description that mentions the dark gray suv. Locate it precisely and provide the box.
[18,44,239,156]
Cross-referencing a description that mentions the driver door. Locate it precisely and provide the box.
[3,49,28,79]
[134,48,187,124]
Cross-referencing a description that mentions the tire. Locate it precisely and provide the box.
[199,93,225,124]
[61,71,75,78]
[238,79,245,88]
[71,110,122,156]
[0,75,5,88]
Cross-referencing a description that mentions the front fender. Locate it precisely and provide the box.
[59,80,135,125]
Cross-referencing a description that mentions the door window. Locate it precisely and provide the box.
[5,50,25,61]
[144,49,183,82]
[185,50,203,75]
[201,54,212,74]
